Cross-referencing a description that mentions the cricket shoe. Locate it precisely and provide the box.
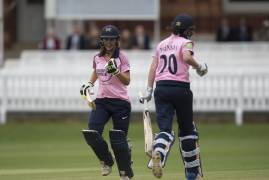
[100,161,112,176]
[152,151,162,178]
[120,175,130,180]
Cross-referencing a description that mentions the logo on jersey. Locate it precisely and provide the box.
[185,42,193,49]
[96,58,121,82]
[105,27,112,32]
[96,69,108,76]
[176,21,181,27]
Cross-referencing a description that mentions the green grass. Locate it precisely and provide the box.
[0,120,269,180]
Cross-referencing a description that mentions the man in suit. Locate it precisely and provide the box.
[66,22,86,50]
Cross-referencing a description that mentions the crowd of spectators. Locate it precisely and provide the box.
[39,22,151,51]
[216,17,269,42]
[216,17,253,42]
[39,18,269,50]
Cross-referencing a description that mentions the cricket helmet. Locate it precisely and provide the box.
[100,25,120,39]
[171,14,194,38]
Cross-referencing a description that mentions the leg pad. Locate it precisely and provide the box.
[82,129,114,166]
[109,129,134,178]
[152,131,175,167]
[179,132,203,178]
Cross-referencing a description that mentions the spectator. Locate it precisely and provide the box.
[216,18,233,42]
[85,25,100,49]
[66,22,87,50]
[256,19,269,41]
[120,29,133,49]
[132,25,150,49]
[234,18,253,41]
[39,27,61,50]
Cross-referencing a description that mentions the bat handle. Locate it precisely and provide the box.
[139,91,144,104]
[144,99,149,110]
[139,91,149,110]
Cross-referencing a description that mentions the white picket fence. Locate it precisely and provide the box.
[1,43,269,125]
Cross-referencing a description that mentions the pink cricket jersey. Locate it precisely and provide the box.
[154,34,194,83]
[93,52,130,101]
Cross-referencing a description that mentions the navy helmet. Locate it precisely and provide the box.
[100,25,120,39]
[171,14,194,37]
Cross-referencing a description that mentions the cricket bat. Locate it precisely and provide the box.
[139,92,153,157]
[85,89,96,111]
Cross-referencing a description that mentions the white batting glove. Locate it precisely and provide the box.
[80,82,94,98]
[105,58,120,76]
[140,87,153,103]
[196,62,208,77]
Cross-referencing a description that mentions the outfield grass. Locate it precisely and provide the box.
[0,120,269,180]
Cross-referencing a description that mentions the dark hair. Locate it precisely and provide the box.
[99,44,120,58]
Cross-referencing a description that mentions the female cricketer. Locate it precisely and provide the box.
[80,25,133,180]
[141,14,208,180]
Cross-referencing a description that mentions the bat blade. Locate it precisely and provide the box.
[139,91,153,156]
[143,109,153,156]
[85,90,96,111]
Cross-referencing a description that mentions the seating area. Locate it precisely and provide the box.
[1,42,269,125]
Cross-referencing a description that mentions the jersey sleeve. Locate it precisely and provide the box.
[119,53,130,72]
[182,40,194,55]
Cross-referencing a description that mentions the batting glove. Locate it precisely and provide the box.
[105,58,120,76]
[80,82,94,98]
[196,62,208,77]
[140,87,153,103]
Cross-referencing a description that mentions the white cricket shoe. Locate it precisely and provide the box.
[152,151,162,178]
[100,161,112,176]
[120,175,130,180]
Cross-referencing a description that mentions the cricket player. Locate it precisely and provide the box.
[80,25,133,180]
[141,14,208,180]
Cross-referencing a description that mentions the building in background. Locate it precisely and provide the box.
[2,0,269,58]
